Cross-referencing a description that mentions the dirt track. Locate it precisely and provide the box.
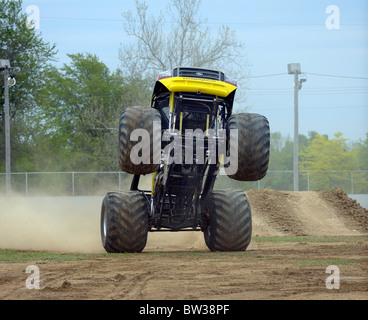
[0,187,367,300]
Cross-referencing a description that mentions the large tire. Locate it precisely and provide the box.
[101,191,148,253]
[119,106,161,175]
[204,189,252,252]
[226,113,270,181]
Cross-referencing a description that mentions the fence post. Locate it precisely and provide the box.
[72,172,75,196]
[307,171,310,191]
[25,172,28,196]
[350,172,354,194]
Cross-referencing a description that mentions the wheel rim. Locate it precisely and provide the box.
[204,225,212,246]
[206,226,211,238]
[101,203,107,244]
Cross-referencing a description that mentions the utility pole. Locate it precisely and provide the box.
[288,63,306,192]
[293,71,299,191]
[1,59,11,195]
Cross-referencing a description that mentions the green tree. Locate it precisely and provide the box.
[36,53,151,171]
[0,0,56,172]
[355,133,368,170]
[300,132,355,171]
[299,132,358,191]
[350,133,368,193]
[263,132,314,190]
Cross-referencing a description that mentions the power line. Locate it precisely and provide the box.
[246,72,368,80]
[247,86,368,96]
[41,16,368,27]
[207,22,368,27]
[245,73,288,78]
[250,86,368,90]
[43,16,121,22]
[305,72,368,80]
[247,91,368,96]
[249,105,368,111]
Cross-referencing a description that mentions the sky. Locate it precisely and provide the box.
[20,0,368,142]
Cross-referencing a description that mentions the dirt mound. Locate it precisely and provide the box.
[246,187,368,237]
[318,187,368,232]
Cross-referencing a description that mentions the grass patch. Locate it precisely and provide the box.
[0,249,163,263]
[0,249,108,263]
[1,235,366,263]
[252,236,368,243]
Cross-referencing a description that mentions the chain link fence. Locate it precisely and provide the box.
[1,170,367,196]
[216,170,368,194]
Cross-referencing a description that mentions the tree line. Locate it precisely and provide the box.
[215,131,368,193]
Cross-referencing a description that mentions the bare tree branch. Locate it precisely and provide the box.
[119,0,249,102]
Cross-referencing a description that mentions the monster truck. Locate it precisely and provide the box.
[101,67,270,252]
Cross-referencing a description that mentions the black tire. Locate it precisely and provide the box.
[204,189,252,252]
[226,113,270,181]
[119,106,161,175]
[101,191,148,253]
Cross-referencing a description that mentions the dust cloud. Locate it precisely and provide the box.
[0,174,208,253]
[0,196,104,253]
[0,195,207,253]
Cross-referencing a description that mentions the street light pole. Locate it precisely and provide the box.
[1,59,11,195]
[293,72,299,192]
[288,63,303,192]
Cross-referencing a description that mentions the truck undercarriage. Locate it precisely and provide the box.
[101,67,270,252]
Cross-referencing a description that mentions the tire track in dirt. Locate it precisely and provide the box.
[107,271,154,300]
